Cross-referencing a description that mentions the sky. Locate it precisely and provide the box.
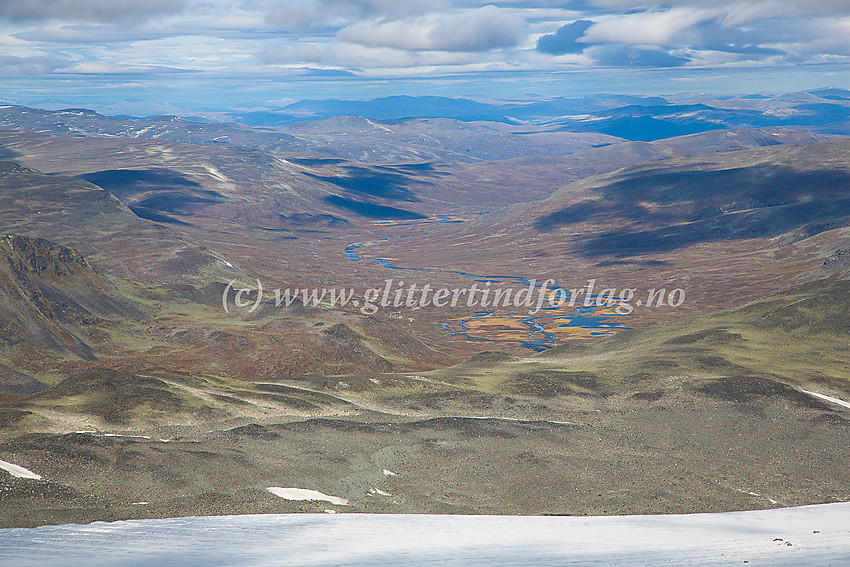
[1,0,850,114]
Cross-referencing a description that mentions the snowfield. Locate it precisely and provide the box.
[1,503,849,566]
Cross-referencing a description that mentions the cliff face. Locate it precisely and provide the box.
[0,234,146,395]
[1,233,144,315]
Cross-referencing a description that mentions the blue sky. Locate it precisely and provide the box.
[2,0,850,114]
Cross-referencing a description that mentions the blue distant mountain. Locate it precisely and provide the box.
[229,92,850,141]
[234,94,672,126]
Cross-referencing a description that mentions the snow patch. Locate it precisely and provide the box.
[75,432,151,440]
[801,390,850,409]
[204,166,228,181]
[266,487,349,505]
[0,459,42,480]
[382,469,397,476]
[467,416,577,426]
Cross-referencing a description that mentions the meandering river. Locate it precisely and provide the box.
[343,238,630,352]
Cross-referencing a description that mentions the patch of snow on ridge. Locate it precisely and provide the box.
[75,431,154,440]
[801,390,850,409]
[266,487,349,505]
[0,459,42,480]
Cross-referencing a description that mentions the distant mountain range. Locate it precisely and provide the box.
[229,90,850,140]
[3,89,849,158]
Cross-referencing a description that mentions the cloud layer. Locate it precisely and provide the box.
[0,0,185,23]
[338,6,525,52]
[1,0,850,106]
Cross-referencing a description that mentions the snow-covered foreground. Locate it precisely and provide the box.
[1,503,849,566]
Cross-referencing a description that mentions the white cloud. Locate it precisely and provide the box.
[260,40,487,69]
[259,0,449,31]
[14,24,172,44]
[0,54,71,75]
[776,16,850,58]
[582,8,718,46]
[259,42,324,63]
[591,0,850,14]
[337,5,526,52]
[0,0,186,23]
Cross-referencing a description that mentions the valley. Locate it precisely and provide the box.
[0,91,849,527]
